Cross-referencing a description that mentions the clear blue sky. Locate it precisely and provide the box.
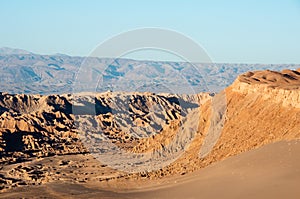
[1,0,300,63]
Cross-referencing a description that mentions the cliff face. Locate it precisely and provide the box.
[0,93,85,163]
[218,69,300,153]
[0,92,209,165]
[163,69,300,176]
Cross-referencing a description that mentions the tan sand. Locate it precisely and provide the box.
[1,140,300,199]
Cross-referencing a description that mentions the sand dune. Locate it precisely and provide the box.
[125,140,300,199]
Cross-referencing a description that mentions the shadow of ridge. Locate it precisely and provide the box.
[72,97,112,116]
[160,96,199,109]
[0,106,9,115]
[2,130,55,152]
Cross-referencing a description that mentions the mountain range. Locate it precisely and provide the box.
[1,47,299,94]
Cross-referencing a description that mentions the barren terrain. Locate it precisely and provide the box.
[0,69,300,198]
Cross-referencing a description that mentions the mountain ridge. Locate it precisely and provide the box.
[0,48,299,94]
[0,47,32,55]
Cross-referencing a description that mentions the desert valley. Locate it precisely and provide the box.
[0,49,300,198]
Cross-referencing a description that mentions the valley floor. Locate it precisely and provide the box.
[1,140,300,199]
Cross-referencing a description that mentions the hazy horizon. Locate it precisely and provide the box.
[1,1,300,64]
[1,46,300,65]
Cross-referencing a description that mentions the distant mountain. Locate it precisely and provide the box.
[0,47,32,55]
[0,48,299,94]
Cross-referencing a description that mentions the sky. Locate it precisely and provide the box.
[1,0,300,63]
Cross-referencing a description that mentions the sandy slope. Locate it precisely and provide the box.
[1,140,300,199]
[125,141,300,199]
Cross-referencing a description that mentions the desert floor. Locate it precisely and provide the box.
[1,140,300,199]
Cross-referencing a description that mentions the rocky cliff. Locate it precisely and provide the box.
[159,68,300,177]
[232,69,300,108]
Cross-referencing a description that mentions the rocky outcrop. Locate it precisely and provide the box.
[231,69,300,108]
[0,93,86,164]
[0,91,207,166]
[151,69,300,178]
